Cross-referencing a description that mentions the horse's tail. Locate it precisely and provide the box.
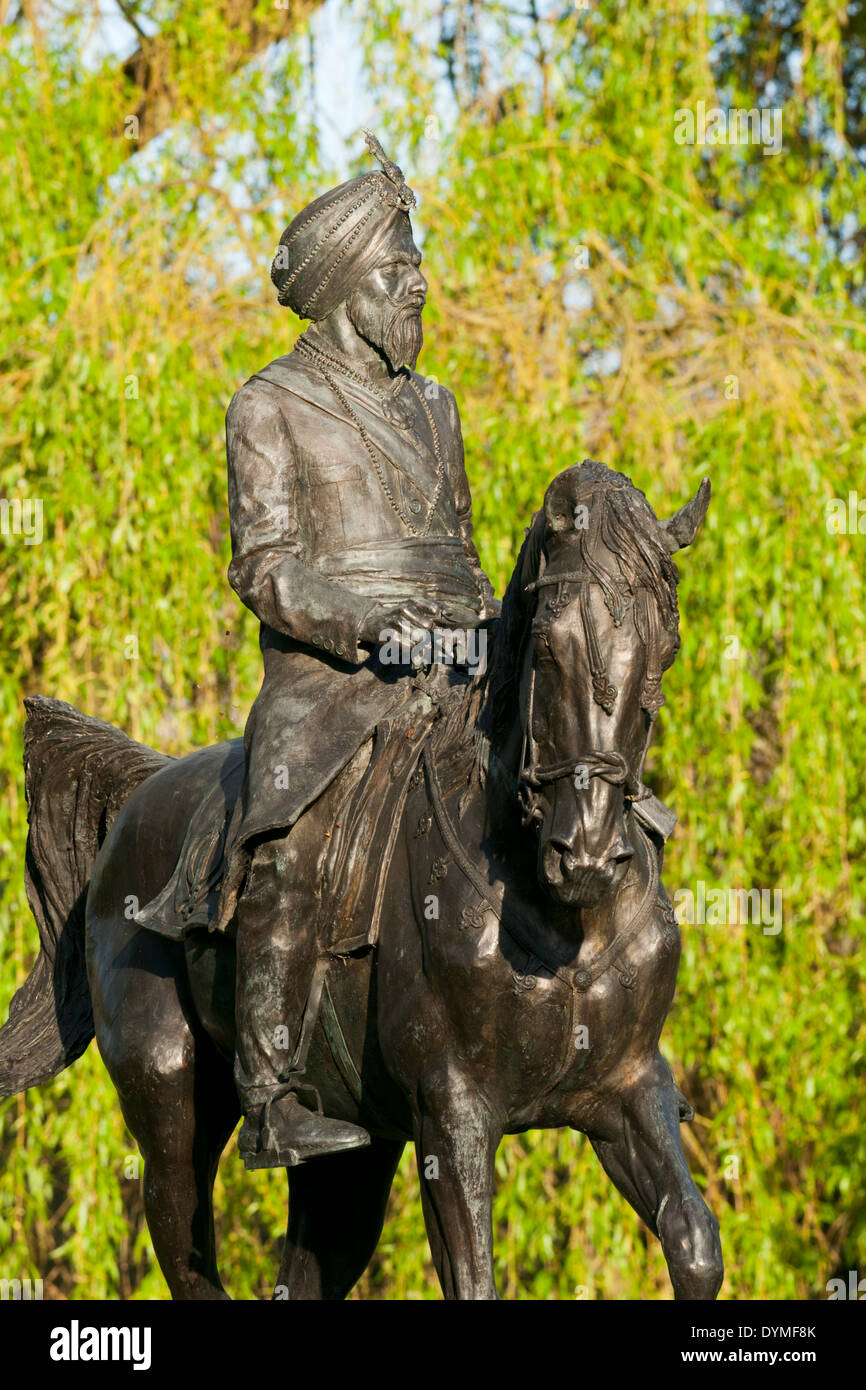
[0,696,170,1097]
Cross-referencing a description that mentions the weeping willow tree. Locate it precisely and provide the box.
[0,0,863,1299]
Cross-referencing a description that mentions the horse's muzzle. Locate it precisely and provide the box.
[540,837,632,907]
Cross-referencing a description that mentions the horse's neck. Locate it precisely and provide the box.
[462,720,654,960]
[450,724,582,962]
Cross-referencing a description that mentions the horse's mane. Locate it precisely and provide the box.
[479,509,546,743]
[560,459,680,636]
[431,459,681,777]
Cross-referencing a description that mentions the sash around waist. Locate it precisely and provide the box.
[314,535,482,611]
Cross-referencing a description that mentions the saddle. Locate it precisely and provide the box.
[134,687,444,949]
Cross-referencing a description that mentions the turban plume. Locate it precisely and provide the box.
[270,132,417,321]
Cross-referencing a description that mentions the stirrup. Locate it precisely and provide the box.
[239,1082,370,1170]
[259,1079,322,1150]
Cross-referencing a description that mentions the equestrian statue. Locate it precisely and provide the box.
[0,134,722,1301]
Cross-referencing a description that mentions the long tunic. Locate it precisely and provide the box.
[211,347,497,929]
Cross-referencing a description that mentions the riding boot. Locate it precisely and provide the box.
[233,827,370,1169]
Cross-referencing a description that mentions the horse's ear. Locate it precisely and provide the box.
[659,477,711,553]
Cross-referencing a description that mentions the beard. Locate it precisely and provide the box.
[345,290,424,371]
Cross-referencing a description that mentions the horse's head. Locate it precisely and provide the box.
[512,460,710,908]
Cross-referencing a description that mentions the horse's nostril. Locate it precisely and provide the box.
[545,841,577,877]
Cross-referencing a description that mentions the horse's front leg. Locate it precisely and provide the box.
[413,1065,501,1300]
[588,1054,723,1300]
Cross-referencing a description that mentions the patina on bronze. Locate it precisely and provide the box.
[0,139,722,1301]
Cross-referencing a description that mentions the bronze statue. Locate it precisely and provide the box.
[176,130,497,1170]
[0,136,722,1301]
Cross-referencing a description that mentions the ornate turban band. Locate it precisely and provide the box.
[270,131,417,321]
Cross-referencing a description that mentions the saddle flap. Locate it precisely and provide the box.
[323,694,437,953]
[134,742,245,938]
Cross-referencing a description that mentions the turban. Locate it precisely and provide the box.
[271,131,417,321]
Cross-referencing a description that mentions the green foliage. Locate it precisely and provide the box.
[0,0,863,1300]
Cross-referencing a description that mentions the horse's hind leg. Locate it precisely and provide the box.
[588,1054,723,1300]
[275,1138,404,1299]
[137,1035,239,1301]
[88,918,240,1300]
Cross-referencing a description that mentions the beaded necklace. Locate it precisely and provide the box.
[295,332,449,540]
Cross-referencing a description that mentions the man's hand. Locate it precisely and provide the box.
[436,601,495,628]
[359,599,441,648]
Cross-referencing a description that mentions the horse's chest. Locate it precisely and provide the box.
[508,971,635,1115]
[406,781,678,1124]
[417,889,601,1100]
[511,928,680,1127]
[422,888,677,1127]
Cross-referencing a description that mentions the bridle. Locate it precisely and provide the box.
[517,572,666,828]
[412,539,678,1008]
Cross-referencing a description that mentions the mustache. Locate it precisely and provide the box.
[385,292,426,313]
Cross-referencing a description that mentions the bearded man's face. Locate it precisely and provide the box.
[345,224,427,371]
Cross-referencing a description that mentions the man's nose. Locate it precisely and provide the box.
[408,265,427,300]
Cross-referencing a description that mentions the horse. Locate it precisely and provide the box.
[0,458,722,1301]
